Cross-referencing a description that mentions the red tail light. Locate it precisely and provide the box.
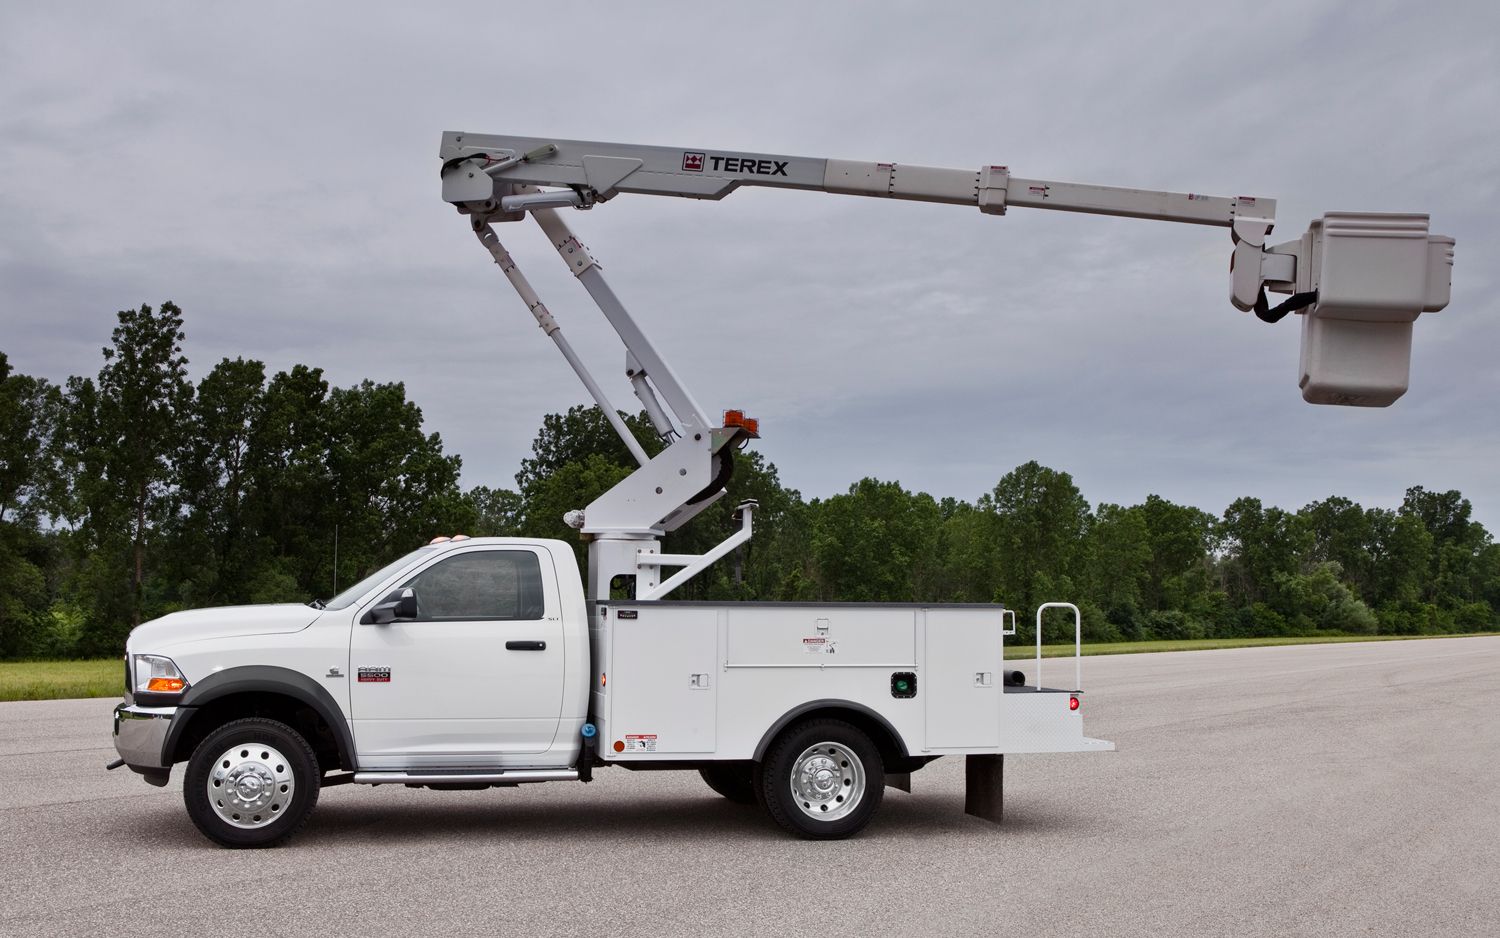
[1069,696,1080,711]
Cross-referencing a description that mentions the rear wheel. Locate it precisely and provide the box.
[698,762,756,804]
[756,719,884,839]
[183,717,320,848]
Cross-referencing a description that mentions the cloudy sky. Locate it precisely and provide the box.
[3,1,1496,529]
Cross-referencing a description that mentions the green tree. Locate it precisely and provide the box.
[167,357,267,606]
[54,373,135,645]
[515,405,660,504]
[1400,486,1493,624]
[809,478,941,602]
[1365,508,1431,609]
[1274,562,1378,633]
[0,352,62,655]
[1218,497,1311,608]
[321,379,472,594]
[1300,496,1374,597]
[1401,486,1483,551]
[1138,494,1216,613]
[1088,503,1150,610]
[985,461,1090,633]
[0,352,62,525]
[0,529,49,657]
[1086,503,1151,638]
[102,303,192,624]
[241,364,333,602]
[467,485,525,536]
[53,304,193,649]
[236,368,472,603]
[929,500,998,604]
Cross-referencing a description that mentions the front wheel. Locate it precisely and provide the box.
[183,717,321,848]
[756,719,884,839]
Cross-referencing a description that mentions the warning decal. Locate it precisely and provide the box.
[624,734,658,753]
[802,637,837,655]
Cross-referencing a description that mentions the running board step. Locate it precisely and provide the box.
[353,769,578,785]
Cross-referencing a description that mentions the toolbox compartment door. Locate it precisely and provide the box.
[924,608,1001,748]
[607,606,718,754]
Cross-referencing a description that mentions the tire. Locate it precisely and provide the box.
[698,762,757,805]
[183,717,321,848]
[756,718,884,839]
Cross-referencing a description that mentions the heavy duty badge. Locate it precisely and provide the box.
[357,667,391,683]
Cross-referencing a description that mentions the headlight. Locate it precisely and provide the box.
[134,655,189,695]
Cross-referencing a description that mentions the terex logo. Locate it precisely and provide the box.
[709,155,788,176]
[682,152,790,176]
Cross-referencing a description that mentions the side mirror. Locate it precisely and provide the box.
[363,588,418,625]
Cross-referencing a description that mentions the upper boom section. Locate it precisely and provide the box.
[439,132,1273,229]
[442,132,1454,409]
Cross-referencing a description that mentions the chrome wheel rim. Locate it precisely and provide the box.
[207,742,295,829]
[789,741,865,822]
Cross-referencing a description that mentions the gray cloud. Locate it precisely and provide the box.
[2,0,1496,529]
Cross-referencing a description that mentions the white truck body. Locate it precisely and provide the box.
[593,600,1104,764]
[118,538,1102,777]
[113,536,1103,844]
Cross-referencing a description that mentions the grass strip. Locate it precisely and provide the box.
[0,658,123,702]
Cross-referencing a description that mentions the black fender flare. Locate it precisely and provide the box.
[751,698,911,763]
[164,666,356,770]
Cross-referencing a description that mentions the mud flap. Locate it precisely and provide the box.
[964,753,1003,824]
[886,772,911,792]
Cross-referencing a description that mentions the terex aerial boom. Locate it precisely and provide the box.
[436,132,1454,605]
[107,133,1454,849]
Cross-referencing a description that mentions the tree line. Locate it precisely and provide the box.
[2,302,1496,658]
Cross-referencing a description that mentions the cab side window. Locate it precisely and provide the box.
[404,551,544,621]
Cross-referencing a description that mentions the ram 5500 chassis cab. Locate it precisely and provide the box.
[111,131,1453,846]
[113,536,1104,846]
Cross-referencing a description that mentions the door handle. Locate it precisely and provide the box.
[506,641,547,651]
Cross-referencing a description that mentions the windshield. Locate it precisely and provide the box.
[322,546,439,611]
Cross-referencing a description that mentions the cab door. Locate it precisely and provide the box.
[348,545,565,767]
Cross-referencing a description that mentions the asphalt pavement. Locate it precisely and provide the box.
[2,636,1496,937]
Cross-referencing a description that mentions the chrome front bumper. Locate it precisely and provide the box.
[113,703,176,769]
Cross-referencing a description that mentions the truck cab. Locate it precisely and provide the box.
[114,538,591,843]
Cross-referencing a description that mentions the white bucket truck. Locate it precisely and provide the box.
[110,134,1454,847]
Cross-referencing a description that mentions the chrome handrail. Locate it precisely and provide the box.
[1035,602,1082,692]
